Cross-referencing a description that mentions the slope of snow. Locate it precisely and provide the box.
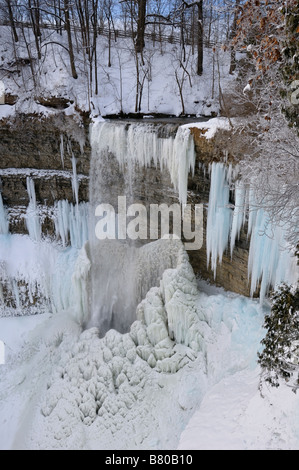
[0,25,232,118]
[0,243,298,449]
[178,369,299,450]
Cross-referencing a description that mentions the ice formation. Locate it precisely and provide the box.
[0,180,88,315]
[55,200,89,249]
[0,193,9,235]
[21,240,214,450]
[88,239,184,334]
[71,154,79,206]
[90,121,196,206]
[60,134,64,169]
[206,163,298,300]
[25,177,41,242]
[0,234,80,316]
[88,121,197,335]
[206,162,232,276]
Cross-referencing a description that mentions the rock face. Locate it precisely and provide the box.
[0,113,254,299]
[0,113,90,235]
[0,113,90,174]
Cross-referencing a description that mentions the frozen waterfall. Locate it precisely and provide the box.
[0,174,89,316]
[206,162,298,301]
[90,120,196,206]
[0,120,297,325]
[88,120,196,334]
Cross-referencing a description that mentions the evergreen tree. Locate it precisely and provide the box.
[258,284,299,392]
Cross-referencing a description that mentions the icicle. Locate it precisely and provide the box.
[71,243,91,325]
[55,200,70,247]
[71,154,79,206]
[206,163,232,277]
[247,203,298,301]
[25,177,41,242]
[90,121,196,205]
[0,193,9,235]
[55,200,89,249]
[205,163,298,300]
[60,134,65,169]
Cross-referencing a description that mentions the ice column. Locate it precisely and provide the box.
[206,162,298,300]
[71,154,79,206]
[248,206,298,301]
[60,134,65,169]
[26,177,41,242]
[206,163,232,277]
[55,200,89,249]
[0,193,9,235]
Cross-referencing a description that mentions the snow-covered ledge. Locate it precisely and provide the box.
[184,117,233,140]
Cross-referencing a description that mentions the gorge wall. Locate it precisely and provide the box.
[0,113,256,309]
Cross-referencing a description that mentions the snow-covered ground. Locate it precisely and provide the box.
[0,25,232,119]
[0,247,298,450]
[178,282,299,451]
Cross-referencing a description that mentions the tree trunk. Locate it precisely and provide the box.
[196,1,203,76]
[229,0,241,75]
[29,0,42,60]
[64,0,78,79]
[6,0,19,43]
[92,0,99,96]
[136,0,147,53]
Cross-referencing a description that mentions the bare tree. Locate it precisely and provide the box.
[172,45,193,115]
[28,0,42,60]
[228,0,240,75]
[176,0,203,75]
[136,0,147,53]
[5,0,19,43]
[63,0,78,79]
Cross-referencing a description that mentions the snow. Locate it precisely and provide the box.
[0,168,88,186]
[0,25,298,449]
[0,79,4,96]
[0,105,15,121]
[0,154,298,451]
[0,26,232,118]
[178,368,299,450]
[184,117,232,140]
[243,83,252,94]
[1,265,298,450]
